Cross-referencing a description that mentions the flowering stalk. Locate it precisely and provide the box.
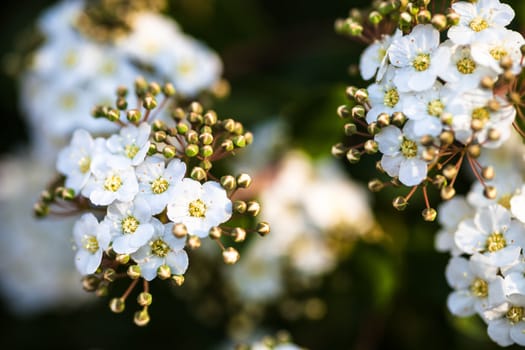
[34,77,270,326]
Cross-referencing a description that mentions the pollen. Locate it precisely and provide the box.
[469,17,489,32]
[490,47,508,61]
[151,239,170,258]
[122,216,140,234]
[412,53,431,72]
[456,57,476,74]
[383,88,400,108]
[470,278,488,298]
[427,99,444,116]
[151,177,169,194]
[82,235,99,254]
[471,107,490,123]
[188,199,207,218]
[498,194,512,209]
[506,306,524,324]
[486,232,506,252]
[125,144,140,159]
[104,175,123,192]
[400,138,418,158]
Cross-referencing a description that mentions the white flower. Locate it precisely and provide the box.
[81,155,138,206]
[73,213,111,275]
[388,24,451,92]
[445,254,505,317]
[131,221,188,281]
[455,204,525,267]
[439,42,497,92]
[402,82,454,137]
[486,303,525,346]
[374,122,428,186]
[467,172,522,209]
[471,28,525,75]
[136,157,186,215]
[56,129,106,193]
[365,67,406,124]
[511,185,525,224]
[106,122,151,166]
[37,0,82,38]
[166,179,232,238]
[435,196,475,256]
[448,0,515,45]
[104,198,154,254]
[359,30,402,81]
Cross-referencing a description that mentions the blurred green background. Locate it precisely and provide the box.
[1,0,525,349]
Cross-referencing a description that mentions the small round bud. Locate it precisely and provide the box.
[391,112,406,127]
[441,112,453,125]
[484,185,497,199]
[480,76,495,89]
[441,186,456,200]
[134,76,148,95]
[176,122,189,134]
[127,109,142,123]
[256,222,270,236]
[172,223,188,238]
[376,113,390,127]
[471,119,484,132]
[368,179,384,192]
[137,292,152,306]
[439,131,454,145]
[222,118,235,133]
[487,100,500,112]
[153,131,167,142]
[503,70,515,82]
[199,132,214,145]
[82,276,99,292]
[109,298,125,313]
[172,275,185,286]
[157,264,171,280]
[417,9,431,23]
[116,97,128,110]
[162,82,176,96]
[40,190,54,203]
[233,200,247,214]
[237,173,252,188]
[351,105,366,118]
[337,105,350,118]
[344,123,357,136]
[422,208,437,222]
[244,132,254,145]
[392,196,408,211]
[354,89,368,103]
[33,202,49,217]
[200,145,214,158]
[188,112,203,124]
[152,119,166,131]
[510,92,521,105]
[346,148,361,164]
[446,12,460,26]
[95,284,108,297]
[221,139,234,152]
[209,226,222,240]
[467,144,481,158]
[200,159,213,171]
[376,160,385,173]
[487,128,500,141]
[127,265,141,279]
[367,122,381,135]
[106,108,120,122]
[432,174,447,189]
[331,143,347,158]
[92,105,109,118]
[203,111,218,125]
[233,135,246,148]
[134,308,150,327]
[163,145,177,159]
[148,82,161,95]
[185,144,199,157]
[116,86,128,97]
[116,254,130,264]
[442,164,457,180]
[187,235,201,249]
[431,14,447,30]
[368,11,383,25]
[399,12,412,26]
[190,101,203,114]
[172,108,186,121]
[223,247,240,264]
[246,201,261,216]
[500,56,513,70]
[364,140,379,154]
[220,175,237,191]
[232,227,247,242]
[482,166,495,180]
[190,166,207,181]
[345,86,357,100]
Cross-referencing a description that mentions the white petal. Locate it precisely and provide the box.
[447,290,475,316]
[398,158,427,186]
[488,319,514,347]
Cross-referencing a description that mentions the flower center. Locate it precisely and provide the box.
[100,60,117,75]
[63,50,78,68]
[469,17,488,32]
[104,174,122,192]
[178,60,196,76]
[188,199,207,218]
[498,194,512,209]
[151,177,169,194]
[490,47,508,61]
[469,278,488,298]
[383,88,400,108]
[412,53,431,72]
[82,235,99,254]
[400,138,418,158]
[456,57,476,74]
[122,216,140,234]
[151,239,170,258]
[486,232,506,252]
[125,144,140,159]
[506,306,524,324]
[60,93,77,110]
[471,107,490,124]
[427,99,444,116]
[78,156,91,174]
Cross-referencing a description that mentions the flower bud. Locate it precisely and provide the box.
[137,292,153,306]
[442,164,457,180]
[172,275,185,286]
[223,247,240,264]
[116,254,130,264]
[172,223,188,238]
[103,268,116,282]
[162,82,176,96]
[157,265,171,280]
[392,196,408,211]
[237,173,252,188]
[246,201,261,216]
[220,175,237,190]
[441,186,456,200]
[134,308,150,327]
[337,105,350,118]
[209,226,222,240]
[484,185,497,199]
[232,227,247,242]
[204,111,218,125]
[163,145,177,159]
[233,200,247,214]
[127,109,142,123]
[364,140,378,154]
[109,298,125,313]
[256,221,271,236]
[482,166,495,180]
[346,148,361,164]
[422,208,437,222]
[187,235,201,249]
[331,143,347,158]
[190,101,203,114]
[127,265,141,279]
[344,123,357,136]
[368,179,384,192]
[185,144,199,157]
[82,275,99,292]
[190,166,207,181]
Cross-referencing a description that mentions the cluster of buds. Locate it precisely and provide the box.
[35,78,269,326]
[333,0,525,221]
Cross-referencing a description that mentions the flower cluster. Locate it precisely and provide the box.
[333,0,525,220]
[35,79,269,326]
[20,0,223,159]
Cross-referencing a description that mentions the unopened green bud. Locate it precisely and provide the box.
[163,145,177,159]
[127,109,142,123]
[203,111,218,125]
[190,166,207,181]
[137,292,153,306]
[157,265,171,280]
[220,175,236,190]
[236,173,252,188]
[162,82,176,96]
[369,11,383,25]
[185,144,199,157]
[346,149,361,163]
[127,265,141,279]
[134,308,150,327]
[107,108,120,122]
[109,298,125,313]
[256,221,271,236]
[233,135,246,148]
